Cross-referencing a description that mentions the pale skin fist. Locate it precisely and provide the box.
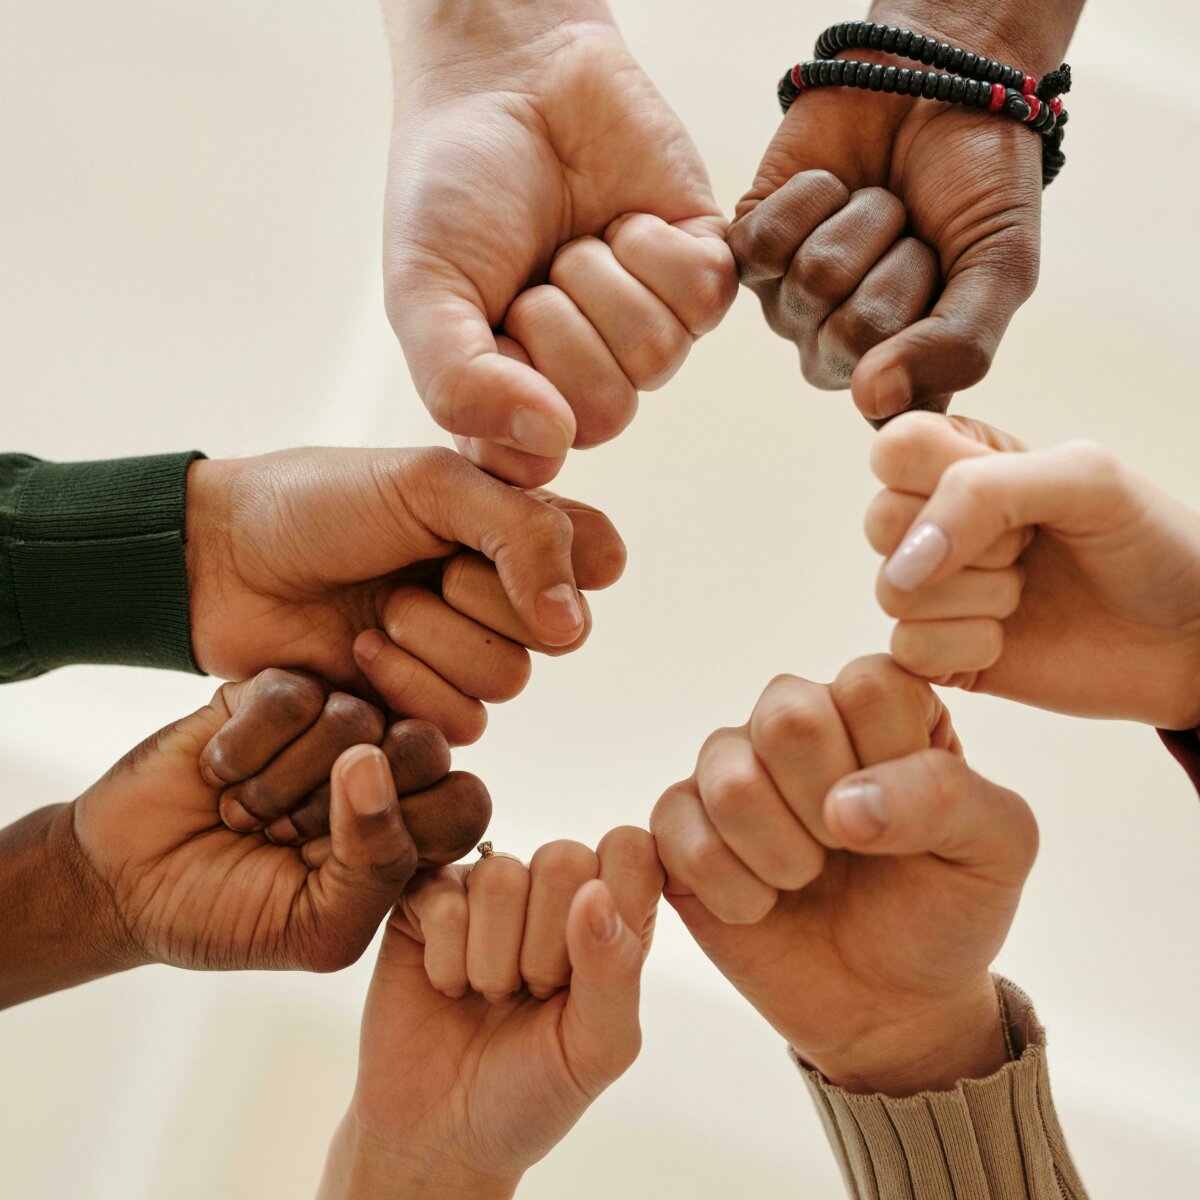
[68,671,484,974]
[382,5,737,486]
[870,412,1200,728]
[728,12,1044,422]
[651,655,1037,1095]
[318,828,663,1197]
[186,449,626,746]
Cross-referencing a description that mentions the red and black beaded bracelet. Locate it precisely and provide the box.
[777,20,1071,187]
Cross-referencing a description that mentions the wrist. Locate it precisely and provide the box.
[184,457,238,678]
[866,0,1082,77]
[800,977,1009,1097]
[382,0,617,94]
[0,804,142,1009]
[319,1111,520,1200]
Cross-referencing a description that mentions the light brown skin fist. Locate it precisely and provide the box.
[186,449,626,747]
[199,669,491,866]
[381,2,736,487]
[651,655,1036,1096]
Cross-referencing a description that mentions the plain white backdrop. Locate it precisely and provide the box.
[2,1,1198,1196]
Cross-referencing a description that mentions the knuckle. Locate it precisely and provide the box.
[624,322,691,390]
[689,245,739,329]
[597,825,659,874]
[792,241,855,302]
[424,887,470,941]
[704,765,763,826]
[753,692,830,761]
[257,669,324,726]
[383,720,451,778]
[530,839,597,886]
[572,385,638,449]
[1064,438,1120,484]
[679,831,731,884]
[830,657,897,719]
[324,693,385,744]
[944,329,995,388]
[503,284,564,339]
[941,456,996,510]
[712,883,779,926]
[549,235,599,281]
[471,859,530,903]
[832,295,897,356]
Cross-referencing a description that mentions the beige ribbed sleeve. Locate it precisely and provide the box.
[798,980,1089,1200]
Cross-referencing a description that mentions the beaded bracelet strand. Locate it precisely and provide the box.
[777,20,1071,187]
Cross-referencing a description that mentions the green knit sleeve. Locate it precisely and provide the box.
[0,452,206,683]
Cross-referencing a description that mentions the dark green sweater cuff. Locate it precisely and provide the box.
[0,452,206,683]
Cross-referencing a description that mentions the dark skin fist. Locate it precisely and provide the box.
[199,669,490,863]
[66,671,489,975]
[728,1,1077,422]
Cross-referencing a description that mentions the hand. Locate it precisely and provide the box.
[67,671,489,974]
[869,412,1200,728]
[198,668,489,853]
[186,447,626,745]
[381,0,737,486]
[729,0,1081,422]
[318,827,663,1198]
[651,655,1036,1095]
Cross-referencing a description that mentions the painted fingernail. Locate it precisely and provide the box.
[511,408,571,457]
[827,781,889,841]
[587,885,622,944]
[355,628,387,664]
[536,583,583,635]
[872,367,910,415]
[339,746,394,817]
[885,522,949,592]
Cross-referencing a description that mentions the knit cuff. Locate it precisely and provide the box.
[798,979,1090,1200]
[4,453,206,678]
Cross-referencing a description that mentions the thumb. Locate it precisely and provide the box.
[881,437,1125,592]
[387,261,576,461]
[559,880,646,1097]
[852,222,1039,422]
[823,749,1038,885]
[397,451,590,648]
[306,745,419,969]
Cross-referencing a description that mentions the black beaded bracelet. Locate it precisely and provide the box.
[778,20,1071,187]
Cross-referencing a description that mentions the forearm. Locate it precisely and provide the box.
[0,804,139,1009]
[801,979,1090,1199]
[867,0,1085,75]
[0,451,204,683]
[317,1112,520,1200]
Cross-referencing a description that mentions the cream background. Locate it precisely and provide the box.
[1,0,1198,1196]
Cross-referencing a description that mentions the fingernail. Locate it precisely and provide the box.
[511,408,571,457]
[828,781,889,841]
[536,584,583,635]
[339,746,394,817]
[355,628,387,664]
[265,816,300,845]
[587,885,622,944]
[219,796,260,833]
[872,367,910,415]
[885,522,949,592]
